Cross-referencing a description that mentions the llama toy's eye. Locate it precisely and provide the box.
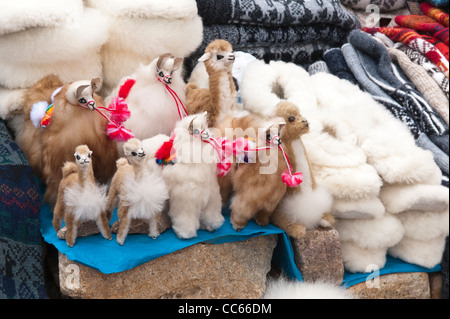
[78,98,87,104]
[159,72,164,77]
[76,155,81,160]
[131,152,137,156]
[266,133,271,141]
[217,55,224,60]
[288,116,295,122]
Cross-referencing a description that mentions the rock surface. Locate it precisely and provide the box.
[59,234,277,299]
[290,228,344,285]
[347,272,431,299]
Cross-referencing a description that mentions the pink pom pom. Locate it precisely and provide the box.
[106,123,134,142]
[108,97,131,123]
[281,170,303,187]
[217,161,231,177]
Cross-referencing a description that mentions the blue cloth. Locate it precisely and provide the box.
[342,255,441,288]
[40,186,442,288]
[40,197,303,279]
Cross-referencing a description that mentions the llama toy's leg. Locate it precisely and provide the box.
[200,192,224,232]
[253,209,272,227]
[52,199,64,232]
[229,194,255,231]
[148,215,160,239]
[116,204,130,245]
[270,209,307,239]
[169,198,201,239]
[65,213,77,247]
[97,212,112,240]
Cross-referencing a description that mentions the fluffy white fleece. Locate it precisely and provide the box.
[340,241,390,273]
[332,197,385,219]
[84,0,199,20]
[263,276,354,299]
[0,8,109,89]
[89,0,203,96]
[335,214,404,250]
[63,183,108,221]
[120,171,169,220]
[389,235,448,269]
[0,87,25,120]
[0,0,83,35]
[397,210,449,241]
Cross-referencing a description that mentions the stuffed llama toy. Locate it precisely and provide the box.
[106,53,186,144]
[153,112,225,239]
[217,112,298,231]
[106,138,169,245]
[15,74,119,207]
[270,101,334,238]
[52,145,111,247]
[185,39,238,127]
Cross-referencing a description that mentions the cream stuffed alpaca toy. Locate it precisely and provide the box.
[153,112,225,239]
[106,53,186,143]
[53,145,111,247]
[106,138,169,245]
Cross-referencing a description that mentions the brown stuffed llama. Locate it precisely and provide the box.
[217,113,292,231]
[270,101,334,238]
[52,145,111,247]
[185,39,238,127]
[16,74,118,207]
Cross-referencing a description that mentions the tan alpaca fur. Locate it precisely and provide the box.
[16,74,118,207]
[52,145,111,247]
[217,113,290,231]
[185,39,237,127]
[107,138,169,245]
[270,101,334,238]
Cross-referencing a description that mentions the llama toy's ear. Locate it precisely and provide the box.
[157,53,173,70]
[90,78,101,93]
[75,84,90,99]
[173,57,184,72]
[198,52,212,62]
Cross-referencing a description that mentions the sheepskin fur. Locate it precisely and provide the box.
[160,113,224,239]
[185,39,238,127]
[53,145,111,247]
[107,138,169,245]
[84,0,203,96]
[15,74,118,207]
[263,276,354,299]
[107,54,186,143]
[0,7,108,90]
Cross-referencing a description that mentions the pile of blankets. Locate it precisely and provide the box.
[185,0,361,76]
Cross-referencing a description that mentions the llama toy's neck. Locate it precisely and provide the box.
[132,162,146,181]
[208,68,237,118]
[78,165,95,188]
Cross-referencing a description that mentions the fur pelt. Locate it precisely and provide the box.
[107,54,186,143]
[85,0,203,96]
[0,7,108,90]
[263,276,354,299]
[15,74,118,207]
[159,113,224,239]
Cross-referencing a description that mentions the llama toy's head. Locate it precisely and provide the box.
[198,39,235,72]
[155,53,184,84]
[275,101,309,141]
[123,138,146,166]
[66,78,101,110]
[74,145,93,168]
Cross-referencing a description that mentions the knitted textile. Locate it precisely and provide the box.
[196,0,360,29]
[395,14,449,45]
[397,43,449,99]
[421,2,449,27]
[363,27,449,77]
[0,119,47,299]
[340,0,407,12]
[323,47,359,85]
[388,46,449,125]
